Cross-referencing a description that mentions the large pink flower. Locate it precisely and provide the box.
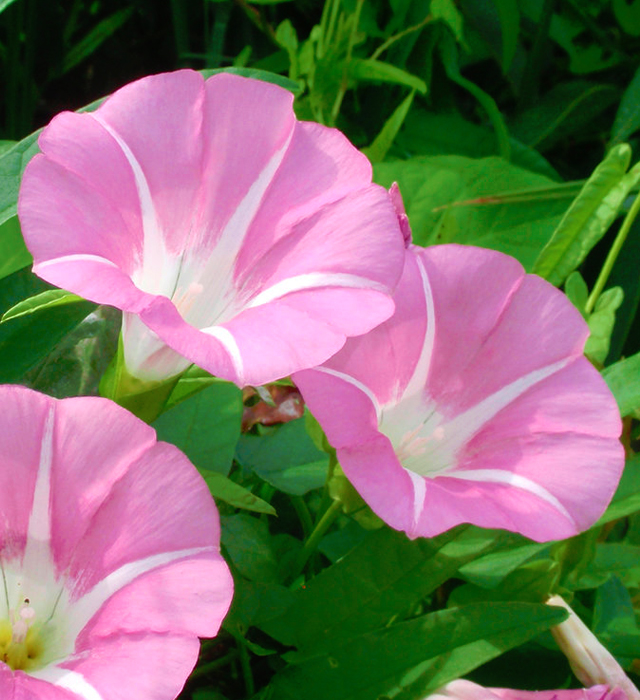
[293,244,624,541]
[18,70,405,387]
[427,679,629,700]
[0,385,233,698]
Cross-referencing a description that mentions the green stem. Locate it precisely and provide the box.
[291,496,314,539]
[190,650,239,680]
[291,499,342,581]
[585,191,640,314]
[235,635,255,698]
[330,0,364,126]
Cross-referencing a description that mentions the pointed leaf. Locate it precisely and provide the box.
[602,349,640,416]
[2,288,84,322]
[202,472,276,516]
[348,58,427,94]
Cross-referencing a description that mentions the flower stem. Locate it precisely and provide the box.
[290,499,342,581]
[585,190,640,314]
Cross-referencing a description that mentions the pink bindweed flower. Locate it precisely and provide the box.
[427,679,629,700]
[547,596,640,700]
[0,385,233,698]
[293,242,624,542]
[18,70,405,387]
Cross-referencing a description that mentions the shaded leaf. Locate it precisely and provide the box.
[362,90,415,163]
[611,65,640,145]
[221,514,278,582]
[0,216,31,281]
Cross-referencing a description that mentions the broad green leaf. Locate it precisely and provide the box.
[348,58,427,94]
[533,145,640,286]
[202,472,276,516]
[362,90,415,163]
[0,270,95,383]
[0,141,16,155]
[611,65,640,145]
[62,7,134,74]
[459,539,548,589]
[153,380,243,476]
[2,289,84,322]
[221,514,278,582]
[164,365,218,409]
[374,155,569,269]
[267,602,567,700]
[594,576,639,638]
[602,350,640,416]
[0,216,31,281]
[261,526,504,653]
[613,0,640,36]
[575,543,640,590]
[584,286,624,365]
[235,419,328,495]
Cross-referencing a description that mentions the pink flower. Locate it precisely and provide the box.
[427,679,629,700]
[547,596,640,700]
[0,385,233,698]
[18,70,404,387]
[293,243,624,541]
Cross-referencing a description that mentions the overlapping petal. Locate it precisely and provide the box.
[18,70,405,387]
[427,679,628,700]
[0,385,233,699]
[294,244,624,542]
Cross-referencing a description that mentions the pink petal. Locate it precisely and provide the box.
[430,680,624,700]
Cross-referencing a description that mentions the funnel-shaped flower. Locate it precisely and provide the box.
[0,385,233,698]
[427,679,628,700]
[294,244,624,541]
[18,70,404,387]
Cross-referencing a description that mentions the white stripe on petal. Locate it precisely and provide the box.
[31,667,104,700]
[398,255,435,402]
[36,254,120,271]
[442,356,573,450]
[26,406,55,545]
[91,113,168,292]
[68,546,216,639]
[246,273,389,308]
[406,469,427,534]
[445,469,575,525]
[313,366,381,419]
[201,326,245,385]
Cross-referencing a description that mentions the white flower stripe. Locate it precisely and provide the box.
[246,272,390,309]
[201,326,245,385]
[36,254,120,272]
[26,405,55,546]
[31,667,104,700]
[312,366,382,419]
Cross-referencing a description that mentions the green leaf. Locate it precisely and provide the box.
[602,350,640,417]
[533,145,640,286]
[439,32,510,161]
[62,7,135,74]
[0,270,95,383]
[585,286,625,365]
[348,58,427,94]
[267,602,567,700]
[431,0,464,43]
[596,453,640,525]
[494,0,520,72]
[201,472,276,516]
[611,66,640,145]
[459,539,548,589]
[564,271,589,319]
[221,514,278,582]
[362,90,415,164]
[613,0,640,36]
[575,543,640,590]
[153,380,243,476]
[374,155,569,269]
[1,289,85,322]
[261,526,504,653]
[0,216,31,281]
[0,0,20,14]
[0,131,40,227]
[235,419,328,495]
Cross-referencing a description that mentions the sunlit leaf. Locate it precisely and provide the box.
[1,288,84,322]
[202,472,276,516]
[602,350,640,416]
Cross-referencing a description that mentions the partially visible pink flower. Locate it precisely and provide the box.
[294,243,624,541]
[18,70,405,387]
[0,385,233,699]
[427,679,628,700]
[547,596,640,700]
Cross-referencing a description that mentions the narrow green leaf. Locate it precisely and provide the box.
[2,289,84,322]
[153,381,243,476]
[62,7,135,74]
[533,145,640,286]
[267,602,567,700]
[431,0,464,43]
[602,350,640,416]
[564,271,589,319]
[494,0,520,71]
[261,526,504,653]
[0,0,19,14]
[611,65,640,145]
[348,58,427,94]
[362,90,415,163]
[0,216,31,281]
[202,472,276,516]
[585,286,625,365]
